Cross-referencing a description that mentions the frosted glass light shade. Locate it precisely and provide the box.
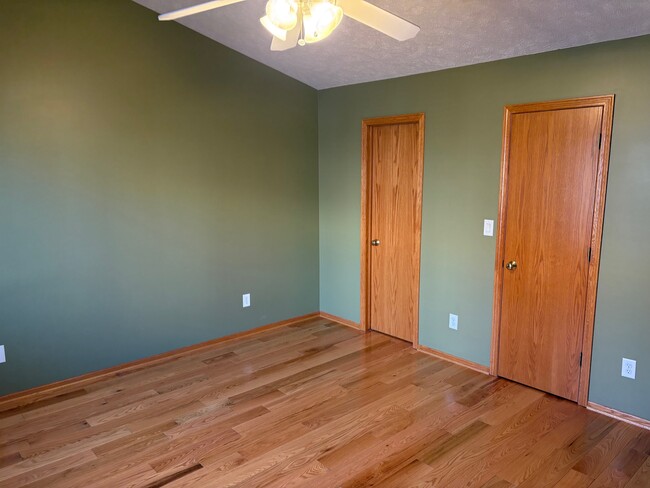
[260,15,288,40]
[303,1,343,44]
[265,0,299,31]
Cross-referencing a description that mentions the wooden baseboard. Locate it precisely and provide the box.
[0,312,320,412]
[319,311,363,331]
[587,402,650,431]
[417,345,491,375]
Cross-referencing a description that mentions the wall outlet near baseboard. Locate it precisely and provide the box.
[621,358,636,379]
[242,293,251,308]
[0,345,5,364]
[449,314,459,331]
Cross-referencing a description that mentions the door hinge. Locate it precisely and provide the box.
[579,353,583,367]
[588,247,592,262]
[598,133,603,150]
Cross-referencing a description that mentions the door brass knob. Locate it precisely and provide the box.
[505,260,518,270]
[371,239,381,247]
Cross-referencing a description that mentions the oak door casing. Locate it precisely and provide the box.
[497,106,603,401]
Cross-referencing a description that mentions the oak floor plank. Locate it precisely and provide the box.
[415,396,578,487]
[572,421,640,478]
[293,401,469,487]
[1,320,647,488]
[589,440,647,488]
[625,456,650,487]
[509,413,618,487]
[496,407,591,484]
[553,469,593,487]
[0,449,97,487]
[481,477,514,488]
[374,459,435,488]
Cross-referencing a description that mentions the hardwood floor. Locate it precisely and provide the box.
[1,318,648,487]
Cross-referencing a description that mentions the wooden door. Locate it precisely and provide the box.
[362,114,424,342]
[497,104,605,401]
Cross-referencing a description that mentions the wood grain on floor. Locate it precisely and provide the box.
[0,318,648,487]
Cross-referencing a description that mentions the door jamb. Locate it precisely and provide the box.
[360,113,425,346]
[490,95,615,406]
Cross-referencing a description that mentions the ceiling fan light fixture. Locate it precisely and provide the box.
[302,1,343,44]
[265,0,299,30]
[157,0,421,52]
[260,15,288,40]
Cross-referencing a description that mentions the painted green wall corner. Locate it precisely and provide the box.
[318,35,650,420]
[0,0,319,396]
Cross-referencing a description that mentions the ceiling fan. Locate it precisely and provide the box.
[158,0,420,51]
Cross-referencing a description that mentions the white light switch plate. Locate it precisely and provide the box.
[0,345,5,364]
[449,314,459,330]
[242,293,251,308]
[483,219,494,237]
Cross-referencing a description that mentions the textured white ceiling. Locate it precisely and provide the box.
[133,0,650,89]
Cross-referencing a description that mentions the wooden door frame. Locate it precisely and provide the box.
[359,113,425,346]
[490,95,615,406]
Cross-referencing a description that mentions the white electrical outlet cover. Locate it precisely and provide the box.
[242,293,251,308]
[621,358,636,379]
[0,345,5,364]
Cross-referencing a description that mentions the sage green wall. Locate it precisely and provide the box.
[318,35,650,420]
[0,0,319,396]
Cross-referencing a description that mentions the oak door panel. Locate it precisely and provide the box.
[497,106,602,401]
[369,122,421,342]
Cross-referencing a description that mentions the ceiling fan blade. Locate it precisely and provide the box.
[270,11,302,51]
[158,0,247,21]
[338,0,420,41]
